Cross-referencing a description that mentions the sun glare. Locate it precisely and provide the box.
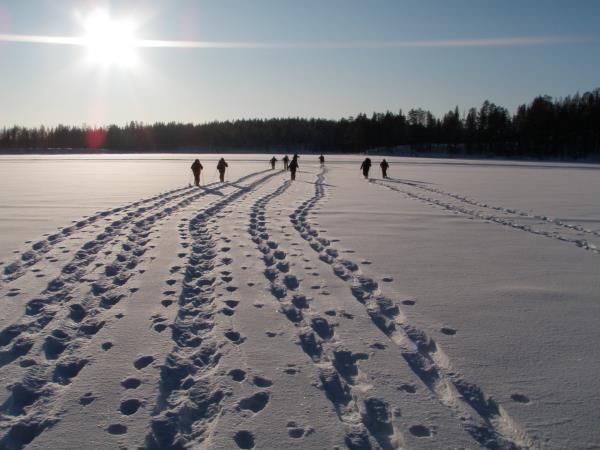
[83,11,137,67]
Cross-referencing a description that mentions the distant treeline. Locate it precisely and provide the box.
[1,88,599,159]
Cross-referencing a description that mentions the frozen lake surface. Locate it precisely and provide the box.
[0,154,599,449]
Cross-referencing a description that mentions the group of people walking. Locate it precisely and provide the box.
[360,158,389,179]
[190,157,228,186]
[271,153,302,179]
[190,154,390,186]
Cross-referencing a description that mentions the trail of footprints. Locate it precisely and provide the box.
[371,178,599,254]
[1,185,198,285]
[0,167,541,449]
[290,169,536,449]
[0,170,273,449]
[144,170,281,448]
[247,178,402,449]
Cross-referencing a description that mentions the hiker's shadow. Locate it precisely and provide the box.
[197,185,225,196]
[295,179,336,188]
[223,181,251,192]
[381,177,435,186]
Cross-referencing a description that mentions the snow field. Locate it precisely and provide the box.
[0,156,598,449]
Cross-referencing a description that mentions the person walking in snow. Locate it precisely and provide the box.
[191,159,203,186]
[217,157,228,182]
[289,156,299,181]
[380,159,389,178]
[360,158,372,179]
[270,156,277,170]
[283,155,290,171]
[319,154,325,166]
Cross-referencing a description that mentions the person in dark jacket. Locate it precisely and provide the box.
[319,154,325,166]
[360,158,372,179]
[289,156,299,181]
[380,159,389,178]
[191,159,203,186]
[283,155,290,171]
[217,158,228,182]
[270,156,277,169]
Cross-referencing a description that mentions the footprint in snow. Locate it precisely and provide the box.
[399,384,417,394]
[233,430,255,449]
[252,376,273,387]
[222,300,239,309]
[229,369,246,382]
[511,393,530,403]
[238,391,270,413]
[440,327,456,336]
[368,340,386,349]
[79,392,96,406]
[107,424,127,435]
[121,377,141,389]
[154,323,168,333]
[409,424,431,437]
[133,355,154,370]
[120,399,142,415]
[286,421,308,439]
[221,307,235,316]
[225,331,245,344]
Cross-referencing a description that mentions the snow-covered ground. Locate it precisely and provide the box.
[0,154,599,449]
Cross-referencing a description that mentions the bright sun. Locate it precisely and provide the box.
[83,11,137,67]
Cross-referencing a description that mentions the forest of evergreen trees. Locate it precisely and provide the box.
[1,88,599,159]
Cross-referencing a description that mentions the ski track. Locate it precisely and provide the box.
[247,177,403,450]
[370,178,599,255]
[0,169,271,449]
[145,170,283,449]
[292,168,538,450]
[0,184,203,286]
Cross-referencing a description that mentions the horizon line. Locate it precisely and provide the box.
[0,34,589,49]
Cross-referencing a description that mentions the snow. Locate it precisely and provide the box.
[0,154,599,449]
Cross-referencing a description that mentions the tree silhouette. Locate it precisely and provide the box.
[1,88,599,159]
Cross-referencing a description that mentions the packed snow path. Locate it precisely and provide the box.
[0,162,598,449]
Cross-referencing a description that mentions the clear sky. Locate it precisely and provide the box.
[0,0,598,127]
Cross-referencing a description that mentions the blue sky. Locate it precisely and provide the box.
[0,0,598,127]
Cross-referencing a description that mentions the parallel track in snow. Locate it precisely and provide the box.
[370,177,599,254]
[293,169,538,450]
